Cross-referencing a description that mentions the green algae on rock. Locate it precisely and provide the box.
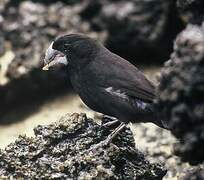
[0,113,166,179]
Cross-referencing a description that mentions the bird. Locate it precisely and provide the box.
[42,34,169,146]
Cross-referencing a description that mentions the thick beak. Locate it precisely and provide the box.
[42,42,68,70]
[42,64,49,71]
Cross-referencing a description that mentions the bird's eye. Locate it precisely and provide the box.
[64,43,70,49]
[63,43,71,53]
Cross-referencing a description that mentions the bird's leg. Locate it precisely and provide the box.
[104,122,126,144]
[102,115,120,127]
[87,122,126,152]
[102,119,119,127]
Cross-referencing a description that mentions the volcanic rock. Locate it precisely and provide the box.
[81,0,183,63]
[180,164,204,180]
[156,23,204,165]
[177,0,204,24]
[0,113,167,179]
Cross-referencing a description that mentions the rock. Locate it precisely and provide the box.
[180,164,204,180]
[1,0,105,79]
[81,0,183,64]
[156,23,204,165]
[177,0,204,24]
[0,113,167,179]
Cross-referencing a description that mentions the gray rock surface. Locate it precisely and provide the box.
[177,0,204,24]
[0,113,167,179]
[156,23,204,165]
[180,164,204,180]
[81,0,182,64]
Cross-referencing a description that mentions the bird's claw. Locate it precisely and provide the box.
[83,122,126,154]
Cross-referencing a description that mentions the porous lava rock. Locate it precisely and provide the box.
[180,164,204,180]
[81,0,183,63]
[0,113,167,179]
[156,23,204,165]
[177,0,204,24]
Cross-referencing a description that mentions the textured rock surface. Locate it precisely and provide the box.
[0,113,167,179]
[132,123,190,180]
[1,1,94,80]
[180,164,204,180]
[156,23,204,165]
[177,0,204,24]
[81,0,182,63]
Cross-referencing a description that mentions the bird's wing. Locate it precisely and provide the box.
[91,53,156,102]
[107,72,155,103]
[117,81,155,102]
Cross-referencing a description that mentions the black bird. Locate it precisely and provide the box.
[43,34,168,144]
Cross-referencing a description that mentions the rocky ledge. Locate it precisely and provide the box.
[156,23,204,165]
[0,113,166,179]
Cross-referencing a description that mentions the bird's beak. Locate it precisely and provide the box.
[42,56,68,71]
[42,64,49,71]
[42,42,68,71]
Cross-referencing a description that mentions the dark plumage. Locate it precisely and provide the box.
[43,34,168,130]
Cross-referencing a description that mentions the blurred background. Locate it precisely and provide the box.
[0,0,198,179]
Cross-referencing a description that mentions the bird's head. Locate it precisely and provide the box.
[42,34,99,71]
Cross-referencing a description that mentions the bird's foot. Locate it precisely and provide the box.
[105,122,126,142]
[102,115,120,127]
[85,122,126,153]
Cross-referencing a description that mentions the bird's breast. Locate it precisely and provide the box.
[69,71,100,110]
